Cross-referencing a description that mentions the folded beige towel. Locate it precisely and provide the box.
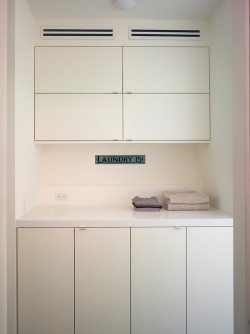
[164,201,210,211]
[162,191,209,204]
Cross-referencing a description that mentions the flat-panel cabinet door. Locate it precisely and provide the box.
[187,227,233,334]
[124,94,210,141]
[17,228,74,334]
[35,47,122,93]
[35,94,123,141]
[123,47,209,93]
[131,227,186,334]
[75,228,130,334]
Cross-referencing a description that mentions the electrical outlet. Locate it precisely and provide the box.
[55,193,68,201]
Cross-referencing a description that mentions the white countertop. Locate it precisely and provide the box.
[16,205,233,228]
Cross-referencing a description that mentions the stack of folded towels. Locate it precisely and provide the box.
[132,196,162,211]
[162,191,210,211]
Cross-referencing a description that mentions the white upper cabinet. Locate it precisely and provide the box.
[34,46,210,142]
[35,47,122,93]
[124,94,210,141]
[123,47,209,93]
[35,94,122,141]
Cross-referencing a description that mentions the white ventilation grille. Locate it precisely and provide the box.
[129,27,202,40]
[41,27,115,40]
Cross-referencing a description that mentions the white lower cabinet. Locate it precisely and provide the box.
[187,227,233,334]
[17,226,233,334]
[17,228,74,334]
[75,228,130,334]
[131,227,186,334]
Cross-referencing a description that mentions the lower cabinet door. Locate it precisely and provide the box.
[17,228,74,334]
[131,227,186,334]
[75,228,130,334]
[187,227,233,334]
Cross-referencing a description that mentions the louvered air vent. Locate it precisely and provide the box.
[129,27,202,40]
[41,27,115,40]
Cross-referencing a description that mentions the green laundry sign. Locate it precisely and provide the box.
[95,155,145,164]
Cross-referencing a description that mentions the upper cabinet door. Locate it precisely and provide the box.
[35,47,122,93]
[124,94,210,141]
[123,47,209,93]
[35,94,123,141]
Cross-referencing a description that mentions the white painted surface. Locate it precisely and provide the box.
[124,94,210,141]
[40,144,202,187]
[17,228,74,334]
[123,47,209,93]
[199,0,233,214]
[38,185,203,205]
[131,227,186,334]
[35,47,122,93]
[15,0,41,218]
[35,94,122,140]
[187,227,233,334]
[35,19,210,48]
[27,0,222,20]
[16,205,233,227]
[75,228,130,334]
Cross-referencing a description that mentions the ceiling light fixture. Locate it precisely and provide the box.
[115,0,136,10]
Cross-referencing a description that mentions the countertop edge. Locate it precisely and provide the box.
[16,205,233,228]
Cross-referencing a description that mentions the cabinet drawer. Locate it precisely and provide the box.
[35,94,123,141]
[124,94,210,141]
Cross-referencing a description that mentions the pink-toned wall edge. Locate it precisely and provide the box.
[0,0,8,333]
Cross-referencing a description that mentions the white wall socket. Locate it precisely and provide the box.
[55,193,68,201]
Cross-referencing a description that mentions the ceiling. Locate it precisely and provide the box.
[27,0,223,20]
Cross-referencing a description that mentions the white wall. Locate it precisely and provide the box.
[35,18,210,47]
[39,143,202,205]
[15,0,41,218]
[199,0,233,214]
[41,144,201,186]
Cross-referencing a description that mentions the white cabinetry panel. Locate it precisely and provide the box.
[131,227,186,334]
[35,94,122,140]
[75,228,130,334]
[35,47,122,93]
[17,228,74,334]
[124,94,210,141]
[187,227,233,334]
[123,47,209,93]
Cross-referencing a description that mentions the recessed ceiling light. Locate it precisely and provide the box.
[115,0,136,10]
